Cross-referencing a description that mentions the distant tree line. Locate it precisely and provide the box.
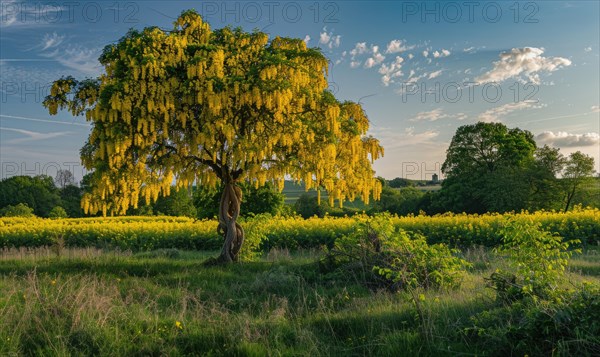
[371,122,597,216]
[1,122,596,219]
[0,170,286,219]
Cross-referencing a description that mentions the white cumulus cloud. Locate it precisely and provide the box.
[536,131,600,147]
[364,52,385,68]
[433,49,451,58]
[385,39,414,54]
[475,47,571,85]
[319,27,340,49]
[378,56,404,86]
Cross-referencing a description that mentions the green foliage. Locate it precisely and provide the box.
[562,151,596,212]
[237,214,272,261]
[153,187,197,218]
[388,177,414,188]
[293,193,329,219]
[0,203,35,217]
[59,185,84,218]
[0,175,61,217]
[440,122,537,213]
[370,186,425,216]
[192,186,220,219]
[527,145,566,211]
[242,183,285,216]
[468,283,600,356]
[193,183,285,219]
[0,246,597,356]
[493,217,579,299]
[48,206,68,219]
[323,214,470,291]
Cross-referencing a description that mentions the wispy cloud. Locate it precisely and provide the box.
[371,126,440,150]
[536,131,600,147]
[475,47,571,85]
[478,100,545,122]
[0,0,66,29]
[428,69,443,79]
[40,32,65,50]
[410,108,466,122]
[0,126,73,144]
[0,114,90,127]
[37,33,102,75]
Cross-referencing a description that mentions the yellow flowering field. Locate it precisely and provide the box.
[0,209,598,251]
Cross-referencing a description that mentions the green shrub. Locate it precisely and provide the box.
[48,206,69,219]
[0,203,35,217]
[467,283,600,356]
[322,213,470,291]
[491,217,579,299]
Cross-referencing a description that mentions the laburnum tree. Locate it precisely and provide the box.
[43,11,383,263]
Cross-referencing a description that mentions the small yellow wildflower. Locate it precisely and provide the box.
[51,280,56,285]
[175,321,183,330]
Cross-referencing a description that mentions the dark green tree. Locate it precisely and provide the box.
[242,183,285,216]
[440,122,536,213]
[294,193,330,218]
[388,177,414,188]
[154,187,197,217]
[370,186,424,216]
[562,151,595,212]
[48,206,68,219]
[0,175,61,217]
[60,184,84,217]
[527,145,566,211]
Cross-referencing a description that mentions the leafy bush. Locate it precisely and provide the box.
[490,217,579,300]
[0,203,35,217]
[321,214,469,291]
[467,283,600,356]
[48,206,68,219]
[237,214,271,261]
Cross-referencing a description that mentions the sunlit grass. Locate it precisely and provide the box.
[0,248,597,356]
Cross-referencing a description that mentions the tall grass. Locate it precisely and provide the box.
[0,248,598,356]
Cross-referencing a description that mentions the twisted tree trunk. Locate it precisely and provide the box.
[216,180,245,263]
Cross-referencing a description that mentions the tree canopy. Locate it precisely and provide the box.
[43,10,383,262]
[440,122,536,213]
[0,175,61,217]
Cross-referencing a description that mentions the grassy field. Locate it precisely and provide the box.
[0,247,598,356]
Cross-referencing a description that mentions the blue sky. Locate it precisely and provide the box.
[1,0,598,182]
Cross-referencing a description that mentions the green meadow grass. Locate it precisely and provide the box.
[0,247,598,356]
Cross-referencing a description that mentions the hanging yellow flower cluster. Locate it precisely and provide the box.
[43,10,384,215]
